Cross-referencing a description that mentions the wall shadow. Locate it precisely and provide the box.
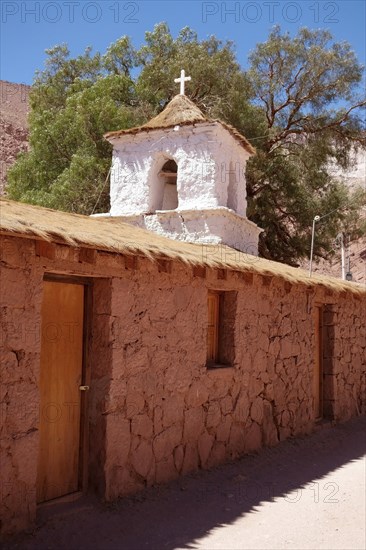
[5,415,366,550]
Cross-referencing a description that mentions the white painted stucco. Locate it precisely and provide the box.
[106,208,262,255]
[102,121,262,254]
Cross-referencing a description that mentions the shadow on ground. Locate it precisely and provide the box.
[4,416,366,550]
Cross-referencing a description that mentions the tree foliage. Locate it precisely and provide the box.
[8,43,138,213]
[7,24,365,265]
[245,27,365,264]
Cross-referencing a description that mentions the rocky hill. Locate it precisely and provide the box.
[301,148,365,284]
[301,235,366,284]
[0,80,30,194]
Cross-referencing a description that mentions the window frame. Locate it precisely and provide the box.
[206,289,236,369]
[207,290,220,366]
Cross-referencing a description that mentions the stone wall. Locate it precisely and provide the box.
[0,237,43,534]
[1,235,365,534]
[329,301,366,420]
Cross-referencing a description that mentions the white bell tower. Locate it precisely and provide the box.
[100,71,262,255]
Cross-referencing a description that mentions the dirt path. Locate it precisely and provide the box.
[5,416,366,550]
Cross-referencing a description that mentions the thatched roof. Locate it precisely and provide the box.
[104,95,255,155]
[1,199,364,295]
[138,94,206,128]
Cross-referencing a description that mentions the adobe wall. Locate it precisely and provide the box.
[1,237,44,534]
[1,235,365,534]
[324,302,366,420]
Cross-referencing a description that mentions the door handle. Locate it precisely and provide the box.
[79,385,90,391]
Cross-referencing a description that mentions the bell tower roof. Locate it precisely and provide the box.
[142,94,207,129]
[104,95,255,155]
[105,94,206,137]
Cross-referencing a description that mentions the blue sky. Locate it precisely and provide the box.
[1,0,365,85]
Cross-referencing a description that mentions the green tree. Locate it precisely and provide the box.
[7,43,138,213]
[245,27,365,264]
[7,25,365,265]
[137,23,251,116]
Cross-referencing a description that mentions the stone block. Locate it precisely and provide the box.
[228,423,245,456]
[106,466,144,501]
[220,395,233,415]
[131,440,154,478]
[174,445,184,473]
[154,406,163,434]
[156,455,177,484]
[233,392,250,424]
[244,422,262,453]
[126,393,145,418]
[207,441,226,468]
[162,395,185,428]
[182,443,199,474]
[0,238,28,268]
[11,431,38,486]
[279,426,291,441]
[131,414,153,439]
[0,268,27,308]
[105,417,131,467]
[153,424,182,461]
[186,381,209,408]
[249,375,264,397]
[206,401,221,428]
[208,377,233,400]
[250,397,264,424]
[216,415,232,442]
[198,431,214,467]
[262,400,279,447]
[183,407,205,442]
[164,363,192,394]
[0,349,18,384]
[280,338,300,359]
[264,383,274,401]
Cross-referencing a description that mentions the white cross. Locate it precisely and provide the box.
[174,69,191,95]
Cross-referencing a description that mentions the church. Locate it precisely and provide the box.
[1,72,365,535]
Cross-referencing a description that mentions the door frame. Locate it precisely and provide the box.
[40,273,93,501]
[313,303,324,420]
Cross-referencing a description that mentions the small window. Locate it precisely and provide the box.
[207,291,220,364]
[207,290,236,368]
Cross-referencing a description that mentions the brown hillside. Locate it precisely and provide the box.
[0,80,30,194]
[301,235,366,285]
[300,148,366,284]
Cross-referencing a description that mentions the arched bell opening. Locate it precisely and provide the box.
[158,159,178,210]
[149,156,179,212]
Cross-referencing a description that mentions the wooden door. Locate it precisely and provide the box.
[313,306,323,419]
[37,280,85,503]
